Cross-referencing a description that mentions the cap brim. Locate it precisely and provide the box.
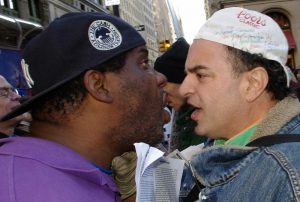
[0,71,83,122]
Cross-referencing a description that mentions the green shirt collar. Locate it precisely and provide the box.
[214,124,257,146]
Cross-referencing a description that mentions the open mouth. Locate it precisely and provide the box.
[161,91,171,123]
[166,101,173,108]
[162,90,168,107]
[187,102,202,121]
[190,108,202,121]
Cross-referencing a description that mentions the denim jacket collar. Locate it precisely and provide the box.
[191,96,300,188]
[250,96,300,141]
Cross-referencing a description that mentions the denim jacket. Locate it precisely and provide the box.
[180,96,300,202]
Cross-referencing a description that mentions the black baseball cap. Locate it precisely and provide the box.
[154,37,189,84]
[1,12,146,121]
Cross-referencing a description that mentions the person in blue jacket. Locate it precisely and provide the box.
[179,7,300,201]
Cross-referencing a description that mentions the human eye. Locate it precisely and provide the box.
[196,72,207,79]
[141,59,150,70]
[0,89,4,96]
[0,87,9,97]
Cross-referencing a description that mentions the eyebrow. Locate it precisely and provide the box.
[185,65,209,73]
[138,47,149,55]
[0,85,12,89]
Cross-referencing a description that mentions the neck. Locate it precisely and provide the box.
[30,119,118,169]
[0,121,15,136]
[224,95,278,140]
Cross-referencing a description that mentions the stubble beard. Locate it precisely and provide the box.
[112,83,164,151]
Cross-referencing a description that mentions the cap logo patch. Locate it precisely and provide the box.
[237,10,266,28]
[88,20,122,50]
[21,59,34,88]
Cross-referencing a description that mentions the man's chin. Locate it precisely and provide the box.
[14,114,26,122]
[151,131,164,146]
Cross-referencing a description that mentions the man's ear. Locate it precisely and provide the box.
[243,67,269,102]
[83,70,113,103]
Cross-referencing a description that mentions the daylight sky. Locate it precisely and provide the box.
[171,0,207,44]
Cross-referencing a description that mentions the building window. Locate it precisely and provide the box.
[267,12,290,30]
[80,3,85,11]
[74,0,79,8]
[28,0,41,23]
[0,0,18,16]
[0,0,16,9]
[266,12,296,69]
[28,0,41,21]
[90,0,102,4]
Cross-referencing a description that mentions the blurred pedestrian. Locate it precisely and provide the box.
[0,75,23,138]
[179,7,300,201]
[0,12,166,202]
[154,37,206,152]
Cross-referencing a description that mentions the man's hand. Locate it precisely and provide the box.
[111,152,137,200]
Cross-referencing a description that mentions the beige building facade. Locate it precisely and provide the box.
[119,0,159,65]
[152,0,174,43]
[1,0,182,66]
[119,0,178,64]
[205,0,300,70]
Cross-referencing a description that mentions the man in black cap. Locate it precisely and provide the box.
[0,12,167,201]
[154,37,206,152]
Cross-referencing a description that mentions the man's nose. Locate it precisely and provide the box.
[179,75,192,98]
[10,91,21,102]
[155,71,167,88]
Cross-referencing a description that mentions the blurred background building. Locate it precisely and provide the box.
[2,0,297,92]
[119,0,162,66]
[0,0,184,90]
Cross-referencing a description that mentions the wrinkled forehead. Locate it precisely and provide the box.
[186,39,227,69]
